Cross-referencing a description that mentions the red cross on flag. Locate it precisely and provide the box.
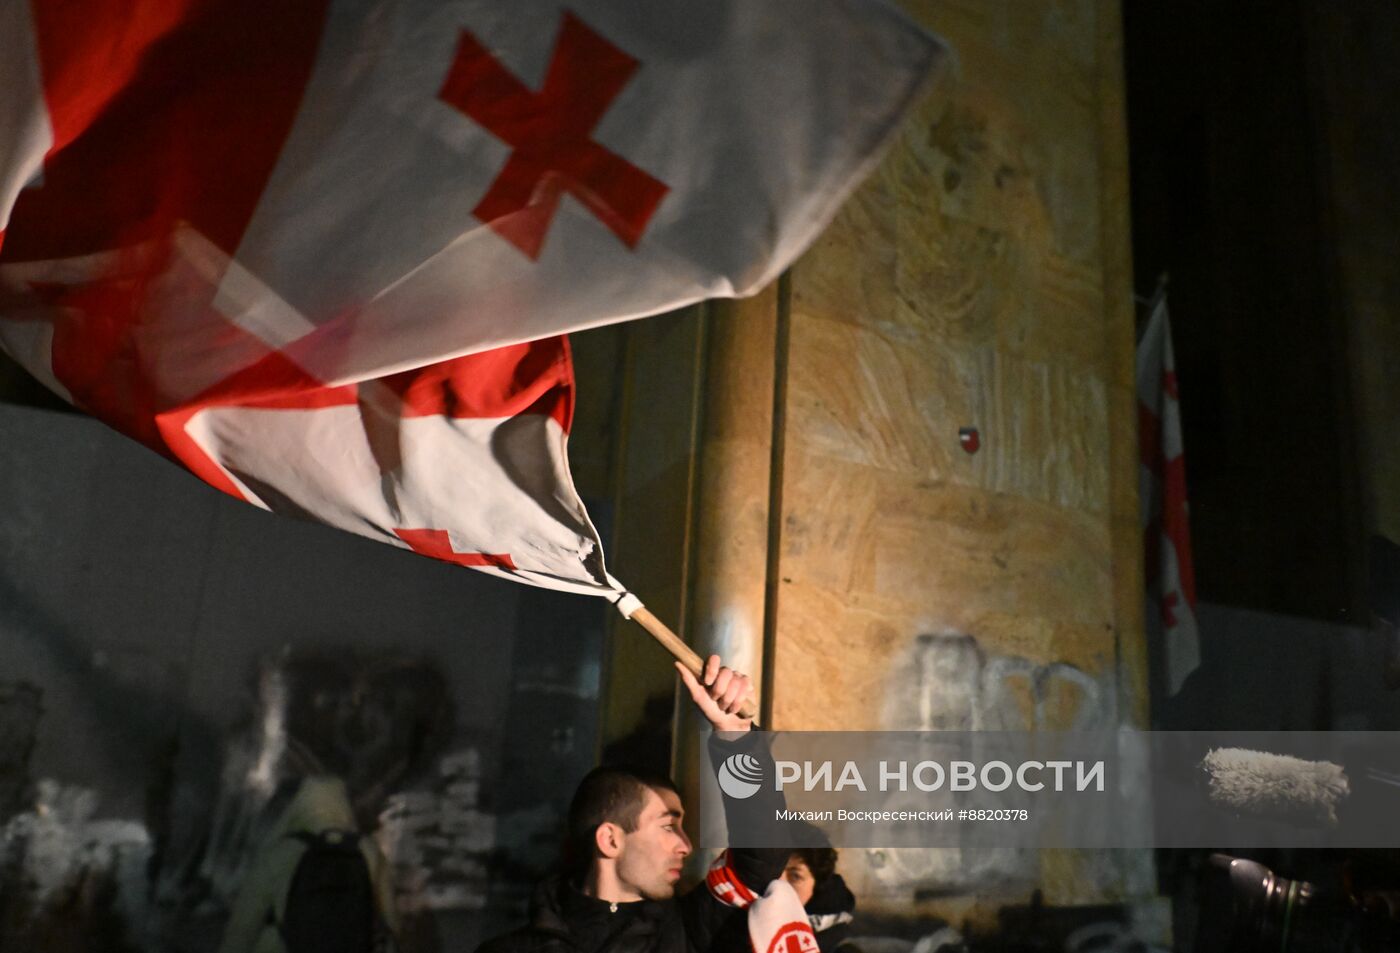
[707,853,817,953]
[746,875,818,953]
[1137,294,1201,695]
[0,0,945,598]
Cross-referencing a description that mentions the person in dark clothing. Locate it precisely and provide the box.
[779,847,857,953]
[476,656,788,953]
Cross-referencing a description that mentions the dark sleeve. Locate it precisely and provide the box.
[708,729,790,854]
[679,729,792,953]
[817,923,853,953]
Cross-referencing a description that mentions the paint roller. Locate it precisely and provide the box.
[1199,747,1400,828]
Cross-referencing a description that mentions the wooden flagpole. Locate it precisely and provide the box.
[617,597,758,722]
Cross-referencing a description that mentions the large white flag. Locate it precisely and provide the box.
[1137,295,1200,694]
[0,0,945,596]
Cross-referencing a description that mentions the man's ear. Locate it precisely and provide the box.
[594,821,625,859]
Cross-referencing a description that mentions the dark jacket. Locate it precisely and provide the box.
[476,845,787,953]
[805,873,856,953]
[476,733,788,953]
[476,876,684,953]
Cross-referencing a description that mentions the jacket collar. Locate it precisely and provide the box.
[529,876,672,938]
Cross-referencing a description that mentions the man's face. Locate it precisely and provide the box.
[614,787,691,900]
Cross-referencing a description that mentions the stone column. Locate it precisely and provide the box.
[760,0,1153,925]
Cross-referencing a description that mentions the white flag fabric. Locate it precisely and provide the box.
[0,0,945,595]
[1137,296,1201,694]
[745,878,819,953]
[707,852,819,953]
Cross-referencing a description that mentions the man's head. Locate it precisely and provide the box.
[567,766,691,901]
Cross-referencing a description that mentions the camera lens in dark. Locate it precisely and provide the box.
[1196,855,1400,953]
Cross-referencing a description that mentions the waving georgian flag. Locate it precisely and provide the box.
[0,0,944,596]
[1137,295,1201,694]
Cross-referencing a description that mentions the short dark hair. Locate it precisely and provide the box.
[787,819,838,885]
[565,766,680,869]
[790,845,838,885]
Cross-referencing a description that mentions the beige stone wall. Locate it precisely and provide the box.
[764,0,1147,913]
[772,0,1141,734]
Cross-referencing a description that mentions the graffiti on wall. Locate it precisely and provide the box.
[142,646,463,950]
[0,682,151,952]
[378,747,497,912]
[885,632,1114,734]
[0,779,151,951]
[862,632,1147,899]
